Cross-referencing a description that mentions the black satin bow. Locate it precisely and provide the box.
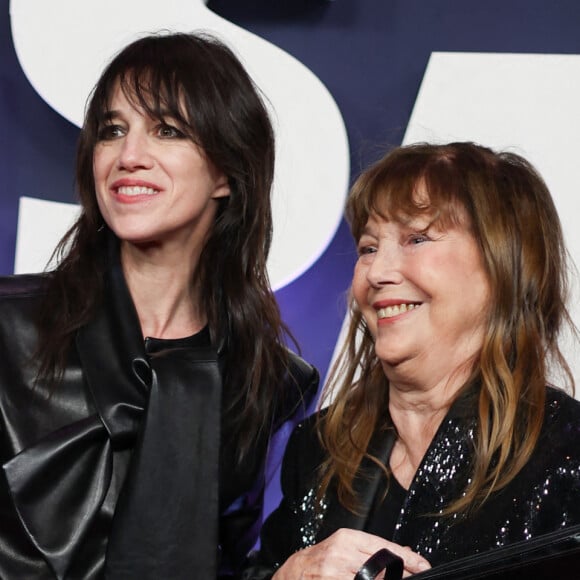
[105,346,221,579]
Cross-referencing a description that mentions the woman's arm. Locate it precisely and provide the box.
[241,417,322,579]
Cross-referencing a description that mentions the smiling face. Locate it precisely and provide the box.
[352,207,491,391]
[92,83,230,251]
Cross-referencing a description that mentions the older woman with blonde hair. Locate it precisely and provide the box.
[243,142,580,579]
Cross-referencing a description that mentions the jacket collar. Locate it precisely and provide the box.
[318,426,397,537]
[77,237,150,443]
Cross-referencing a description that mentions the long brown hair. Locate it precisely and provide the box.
[319,142,575,513]
[37,32,294,461]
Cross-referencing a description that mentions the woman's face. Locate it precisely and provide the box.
[93,84,230,250]
[352,204,491,389]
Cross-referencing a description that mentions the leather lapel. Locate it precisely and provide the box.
[76,249,150,442]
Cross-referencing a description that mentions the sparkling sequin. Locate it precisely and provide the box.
[242,388,580,580]
[394,391,580,565]
[288,389,580,567]
[294,487,328,547]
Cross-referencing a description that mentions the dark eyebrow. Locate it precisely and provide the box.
[157,110,183,122]
[100,108,180,123]
[99,110,120,123]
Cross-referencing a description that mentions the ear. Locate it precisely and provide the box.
[211,174,231,200]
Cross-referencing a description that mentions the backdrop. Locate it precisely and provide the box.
[3,0,580,516]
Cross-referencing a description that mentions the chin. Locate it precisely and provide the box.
[113,228,159,244]
[375,344,416,369]
[375,350,404,366]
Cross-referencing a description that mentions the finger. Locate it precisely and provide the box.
[339,530,430,572]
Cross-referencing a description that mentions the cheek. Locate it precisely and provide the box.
[92,148,112,186]
[92,159,109,215]
[443,262,491,324]
[351,264,368,306]
[92,159,103,189]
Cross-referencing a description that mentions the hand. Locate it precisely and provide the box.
[271,528,431,579]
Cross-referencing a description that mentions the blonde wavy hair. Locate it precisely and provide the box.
[318,142,576,514]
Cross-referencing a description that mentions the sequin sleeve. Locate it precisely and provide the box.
[241,414,327,579]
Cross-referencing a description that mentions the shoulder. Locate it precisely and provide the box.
[542,386,580,447]
[0,274,48,326]
[515,387,580,529]
[0,274,48,300]
[544,386,580,426]
[281,410,326,481]
[286,350,319,389]
[525,386,580,497]
[273,351,320,427]
[0,276,48,363]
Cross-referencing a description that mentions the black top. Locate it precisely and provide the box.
[366,475,407,540]
[144,325,211,352]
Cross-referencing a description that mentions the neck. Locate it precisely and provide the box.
[121,241,206,339]
[386,369,468,489]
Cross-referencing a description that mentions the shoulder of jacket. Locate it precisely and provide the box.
[274,350,320,420]
[545,386,580,419]
[541,386,580,453]
[286,350,319,385]
[282,409,326,476]
[0,273,49,299]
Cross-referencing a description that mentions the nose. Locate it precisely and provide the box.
[117,130,153,171]
[365,244,404,287]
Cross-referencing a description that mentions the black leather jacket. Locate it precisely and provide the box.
[0,273,318,579]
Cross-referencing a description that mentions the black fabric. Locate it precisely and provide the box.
[242,388,580,579]
[105,347,222,578]
[0,264,319,578]
[366,475,406,540]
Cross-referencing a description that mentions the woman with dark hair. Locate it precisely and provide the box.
[243,142,580,579]
[0,32,317,579]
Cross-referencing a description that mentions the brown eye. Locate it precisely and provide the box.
[408,234,430,245]
[358,245,377,256]
[97,124,124,141]
[157,124,185,139]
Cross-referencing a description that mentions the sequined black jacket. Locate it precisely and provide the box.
[243,387,580,578]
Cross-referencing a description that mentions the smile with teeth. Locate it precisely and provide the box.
[377,303,419,319]
[116,185,159,196]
